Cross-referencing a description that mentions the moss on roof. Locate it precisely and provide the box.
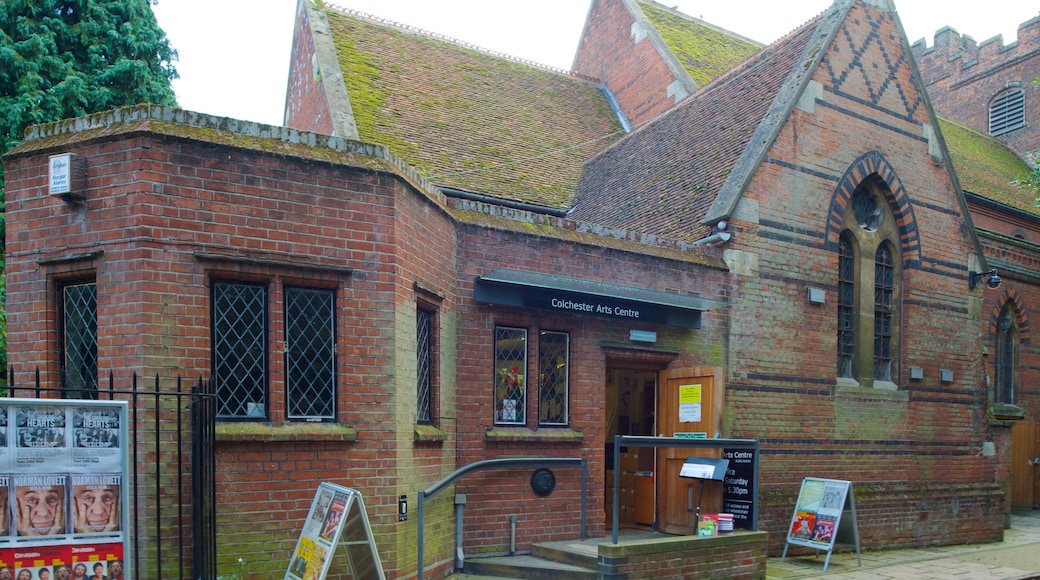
[940,117,1036,215]
[325,9,625,210]
[638,1,762,87]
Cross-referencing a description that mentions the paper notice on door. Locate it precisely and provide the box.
[678,384,702,423]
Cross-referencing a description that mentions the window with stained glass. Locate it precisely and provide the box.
[538,331,569,426]
[494,327,527,425]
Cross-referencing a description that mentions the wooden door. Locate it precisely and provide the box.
[656,369,723,535]
[1011,419,1039,508]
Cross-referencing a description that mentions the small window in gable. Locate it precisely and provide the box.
[989,89,1025,136]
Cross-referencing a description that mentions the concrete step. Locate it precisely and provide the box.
[462,553,597,580]
[532,539,599,569]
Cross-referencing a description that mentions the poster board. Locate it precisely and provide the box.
[0,399,130,579]
[721,447,756,530]
[285,483,386,580]
[782,477,860,571]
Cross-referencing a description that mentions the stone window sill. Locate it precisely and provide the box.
[485,427,584,443]
[415,424,447,443]
[834,384,909,403]
[216,422,357,443]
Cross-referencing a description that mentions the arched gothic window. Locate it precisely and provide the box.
[837,179,902,389]
[994,304,1018,404]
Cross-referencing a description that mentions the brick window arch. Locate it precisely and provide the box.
[989,88,1025,136]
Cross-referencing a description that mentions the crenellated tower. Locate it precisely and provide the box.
[912,15,1040,163]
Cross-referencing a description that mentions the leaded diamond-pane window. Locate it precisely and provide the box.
[538,331,569,426]
[286,287,336,421]
[837,236,854,378]
[990,89,1025,136]
[494,327,526,425]
[213,282,267,419]
[62,282,98,399]
[416,308,433,424]
[873,245,894,381]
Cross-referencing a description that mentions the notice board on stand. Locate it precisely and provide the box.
[781,477,861,571]
[285,483,386,580]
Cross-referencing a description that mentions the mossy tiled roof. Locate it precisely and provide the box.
[324,8,625,210]
[638,1,762,87]
[573,15,817,242]
[940,117,1036,215]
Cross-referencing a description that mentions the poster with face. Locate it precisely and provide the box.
[13,474,67,537]
[70,475,120,536]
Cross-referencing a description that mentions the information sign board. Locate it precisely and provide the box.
[0,399,130,579]
[286,483,386,580]
[782,477,860,571]
[722,447,756,530]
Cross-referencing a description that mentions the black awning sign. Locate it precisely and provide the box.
[474,269,705,329]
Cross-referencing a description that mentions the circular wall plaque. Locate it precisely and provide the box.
[530,467,556,497]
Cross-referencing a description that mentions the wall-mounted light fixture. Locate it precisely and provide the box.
[629,329,657,344]
[968,269,1001,290]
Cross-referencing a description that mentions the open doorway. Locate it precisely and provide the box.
[604,369,657,527]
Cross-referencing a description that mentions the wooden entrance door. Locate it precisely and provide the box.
[657,369,722,535]
[1011,419,1039,508]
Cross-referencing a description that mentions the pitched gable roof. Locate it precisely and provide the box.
[940,117,1037,215]
[572,5,829,242]
[637,1,762,87]
[321,7,625,210]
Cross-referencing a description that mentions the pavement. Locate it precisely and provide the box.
[767,508,1040,579]
[451,508,1040,579]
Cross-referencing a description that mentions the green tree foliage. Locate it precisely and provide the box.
[0,0,178,156]
[0,0,179,382]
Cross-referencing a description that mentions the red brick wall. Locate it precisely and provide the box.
[285,7,334,135]
[573,0,684,126]
[912,18,1040,161]
[597,532,768,579]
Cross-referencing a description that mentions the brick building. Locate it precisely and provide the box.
[2,0,1033,578]
[913,16,1040,511]
[912,17,1040,164]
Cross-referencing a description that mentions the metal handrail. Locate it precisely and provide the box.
[416,457,586,580]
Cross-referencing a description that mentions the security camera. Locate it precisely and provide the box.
[969,268,1002,290]
[986,272,1002,289]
